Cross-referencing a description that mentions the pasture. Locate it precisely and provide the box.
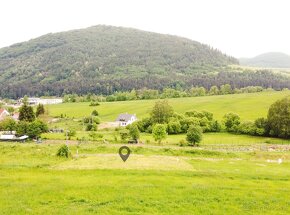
[46,91,290,121]
[0,142,289,214]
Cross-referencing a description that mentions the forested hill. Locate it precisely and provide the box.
[239,52,290,68]
[0,25,289,98]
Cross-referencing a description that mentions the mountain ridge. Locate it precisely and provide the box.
[0,25,289,98]
[239,52,290,68]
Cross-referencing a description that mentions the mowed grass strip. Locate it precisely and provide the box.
[54,154,194,171]
[47,91,290,121]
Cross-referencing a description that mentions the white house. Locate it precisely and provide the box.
[115,113,137,127]
[0,109,10,121]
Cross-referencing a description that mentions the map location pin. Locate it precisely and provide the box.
[119,146,131,162]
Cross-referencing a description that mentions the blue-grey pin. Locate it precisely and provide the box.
[119,146,131,162]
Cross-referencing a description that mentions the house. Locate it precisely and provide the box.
[0,109,10,121]
[0,134,29,142]
[115,113,137,127]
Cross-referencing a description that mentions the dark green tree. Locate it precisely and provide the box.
[186,125,203,146]
[267,96,290,138]
[36,104,45,117]
[150,100,174,124]
[19,100,35,122]
[128,123,140,141]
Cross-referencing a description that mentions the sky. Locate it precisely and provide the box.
[0,0,290,58]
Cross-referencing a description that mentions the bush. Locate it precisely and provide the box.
[89,101,100,106]
[128,123,140,141]
[92,116,101,124]
[152,124,167,144]
[0,117,17,131]
[167,119,182,134]
[223,113,240,133]
[180,117,200,133]
[254,117,269,136]
[56,144,71,158]
[119,129,129,141]
[209,120,222,132]
[91,110,99,116]
[237,121,256,135]
[67,129,76,140]
[36,104,45,117]
[179,139,187,147]
[136,117,152,132]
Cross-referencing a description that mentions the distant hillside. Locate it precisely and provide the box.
[0,25,289,98]
[239,52,290,68]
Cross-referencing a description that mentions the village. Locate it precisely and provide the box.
[0,97,62,141]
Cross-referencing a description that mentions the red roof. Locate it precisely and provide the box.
[0,108,6,115]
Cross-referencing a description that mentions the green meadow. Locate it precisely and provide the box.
[0,143,289,214]
[1,91,290,214]
[47,91,290,121]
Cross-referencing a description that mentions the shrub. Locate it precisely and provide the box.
[167,119,182,134]
[223,113,240,133]
[89,101,100,106]
[209,120,222,132]
[119,129,129,141]
[36,104,45,117]
[92,116,101,124]
[89,132,103,141]
[152,124,167,144]
[254,117,269,136]
[237,121,256,135]
[91,110,99,116]
[66,129,76,140]
[179,139,187,147]
[129,123,140,141]
[136,117,152,132]
[56,144,71,158]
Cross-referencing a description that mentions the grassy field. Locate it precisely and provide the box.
[47,91,290,121]
[0,142,289,214]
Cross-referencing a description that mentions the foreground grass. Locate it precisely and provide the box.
[47,91,290,121]
[0,143,289,214]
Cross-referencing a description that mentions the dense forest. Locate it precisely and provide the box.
[0,25,289,98]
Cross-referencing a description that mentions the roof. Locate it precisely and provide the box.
[0,108,7,115]
[0,134,16,140]
[115,113,136,122]
[0,108,9,117]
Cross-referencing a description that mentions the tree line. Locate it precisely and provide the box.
[62,85,288,103]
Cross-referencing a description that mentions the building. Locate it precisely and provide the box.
[0,134,29,142]
[0,109,10,121]
[19,97,63,105]
[115,113,137,127]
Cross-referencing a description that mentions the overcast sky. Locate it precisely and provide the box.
[0,0,289,58]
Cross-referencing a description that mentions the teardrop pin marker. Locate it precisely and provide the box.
[119,146,131,162]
